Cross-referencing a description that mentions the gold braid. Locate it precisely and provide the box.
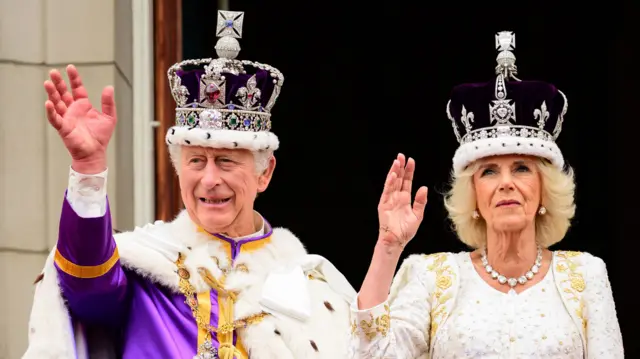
[175,253,268,357]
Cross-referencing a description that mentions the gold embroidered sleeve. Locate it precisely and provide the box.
[584,255,624,358]
[348,254,432,358]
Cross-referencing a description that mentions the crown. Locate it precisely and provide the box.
[446,31,568,174]
[165,10,284,151]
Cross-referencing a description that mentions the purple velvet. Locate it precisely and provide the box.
[54,194,273,357]
[176,67,275,110]
[448,79,566,137]
[54,197,218,357]
[121,274,221,358]
[211,219,273,260]
[56,196,115,266]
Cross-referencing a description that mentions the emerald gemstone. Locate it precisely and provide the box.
[229,114,238,126]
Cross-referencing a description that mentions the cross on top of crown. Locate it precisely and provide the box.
[495,31,515,52]
[216,10,244,39]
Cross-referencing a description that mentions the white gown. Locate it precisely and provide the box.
[431,253,583,358]
[348,251,623,359]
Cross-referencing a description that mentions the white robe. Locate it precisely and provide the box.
[23,210,356,359]
[348,251,624,359]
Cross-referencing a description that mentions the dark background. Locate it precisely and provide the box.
[184,0,636,355]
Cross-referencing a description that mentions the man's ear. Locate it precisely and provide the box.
[257,155,276,192]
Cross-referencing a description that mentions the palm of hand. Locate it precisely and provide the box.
[59,101,116,161]
[44,65,117,163]
[377,154,428,247]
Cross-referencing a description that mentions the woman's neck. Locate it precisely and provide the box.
[485,224,538,278]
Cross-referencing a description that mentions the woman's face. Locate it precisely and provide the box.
[473,155,542,232]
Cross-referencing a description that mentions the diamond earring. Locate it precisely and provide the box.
[472,209,480,219]
[538,206,547,215]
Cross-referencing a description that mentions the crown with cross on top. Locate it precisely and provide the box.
[165,10,284,152]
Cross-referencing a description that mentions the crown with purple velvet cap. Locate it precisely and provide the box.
[446,31,568,175]
[165,10,284,152]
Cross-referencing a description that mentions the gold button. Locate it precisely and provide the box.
[542,335,547,340]
[510,337,516,342]
[177,268,190,279]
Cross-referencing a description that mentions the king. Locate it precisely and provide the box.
[23,10,356,359]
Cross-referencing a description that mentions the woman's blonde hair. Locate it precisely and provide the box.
[444,158,576,249]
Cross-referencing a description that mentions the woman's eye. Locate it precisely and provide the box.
[515,165,530,172]
[481,168,495,176]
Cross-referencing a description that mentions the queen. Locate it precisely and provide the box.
[348,31,624,358]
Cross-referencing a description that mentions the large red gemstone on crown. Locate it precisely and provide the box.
[205,83,221,103]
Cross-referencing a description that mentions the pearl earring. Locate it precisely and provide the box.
[472,210,480,219]
[538,206,547,215]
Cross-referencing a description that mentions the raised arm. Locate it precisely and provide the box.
[45,65,128,326]
[349,154,430,358]
[585,255,624,358]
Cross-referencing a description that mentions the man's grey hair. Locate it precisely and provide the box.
[168,145,273,175]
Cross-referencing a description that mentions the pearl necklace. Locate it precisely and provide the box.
[481,245,543,288]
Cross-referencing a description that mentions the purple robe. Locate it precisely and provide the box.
[54,197,270,358]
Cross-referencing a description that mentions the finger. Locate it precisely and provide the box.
[101,86,117,119]
[66,65,89,100]
[48,70,74,106]
[44,80,68,116]
[379,171,397,205]
[45,101,63,131]
[402,157,415,193]
[394,154,406,191]
[412,186,429,220]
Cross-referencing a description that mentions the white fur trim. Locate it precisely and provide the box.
[22,250,77,359]
[452,136,564,175]
[165,126,280,151]
[23,210,355,359]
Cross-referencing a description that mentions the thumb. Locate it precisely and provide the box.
[412,186,428,220]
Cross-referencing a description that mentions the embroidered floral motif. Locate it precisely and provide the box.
[555,251,587,334]
[358,304,391,341]
[425,253,456,346]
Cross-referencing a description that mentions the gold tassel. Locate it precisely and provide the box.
[198,267,238,301]
[217,296,244,359]
[198,267,246,358]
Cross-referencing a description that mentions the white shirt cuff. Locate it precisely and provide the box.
[66,166,108,218]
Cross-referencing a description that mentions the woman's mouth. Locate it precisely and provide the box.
[497,200,520,207]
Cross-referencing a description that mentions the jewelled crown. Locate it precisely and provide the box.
[446,31,568,174]
[165,10,284,151]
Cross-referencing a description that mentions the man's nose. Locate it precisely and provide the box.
[201,162,222,188]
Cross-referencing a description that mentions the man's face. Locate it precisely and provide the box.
[179,146,275,234]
